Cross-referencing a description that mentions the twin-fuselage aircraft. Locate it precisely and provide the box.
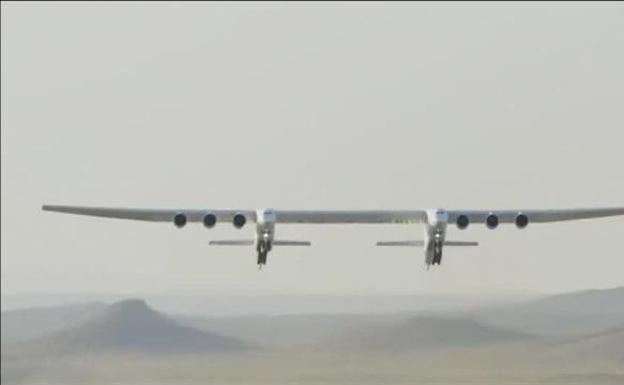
[42,205,624,268]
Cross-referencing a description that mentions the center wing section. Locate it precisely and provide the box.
[274,210,425,224]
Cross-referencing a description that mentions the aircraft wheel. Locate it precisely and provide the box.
[258,251,267,265]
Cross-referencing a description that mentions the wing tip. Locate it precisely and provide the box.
[42,204,68,212]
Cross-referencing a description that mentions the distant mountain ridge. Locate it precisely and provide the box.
[6,299,252,356]
[1,302,106,345]
[3,286,623,359]
[475,286,624,336]
[325,316,535,351]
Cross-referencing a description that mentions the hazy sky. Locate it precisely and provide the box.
[2,2,623,304]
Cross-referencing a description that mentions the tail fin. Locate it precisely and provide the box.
[272,240,311,246]
[444,241,479,246]
[376,241,424,247]
[209,240,254,246]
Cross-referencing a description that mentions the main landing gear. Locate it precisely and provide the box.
[256,240,272,266]
[432,240,443,265]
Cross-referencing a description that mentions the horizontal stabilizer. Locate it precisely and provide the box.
[209,240,254,246]
[272,240,311,246]
[445,240,479,246]
[377,240,478,247]
[376,240,424,247]
[209,240,311,246]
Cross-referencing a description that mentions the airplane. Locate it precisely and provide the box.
[42,205,624,268]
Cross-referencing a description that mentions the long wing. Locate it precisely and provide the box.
[41,205,256,223]
[447,207,624,224]
[41,205,426,224]
[42,205,624,225]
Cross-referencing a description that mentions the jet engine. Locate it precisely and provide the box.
[456,214,469,229]
[233,213,246,229]
[203,213,217,228]
[173,213,187,228]
[515,213,529,229]
[486,213,499,229]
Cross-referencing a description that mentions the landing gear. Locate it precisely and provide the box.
[256,240,271,266]
[433,241,443,265]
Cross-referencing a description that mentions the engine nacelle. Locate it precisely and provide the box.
[456,214,469,229]
[173,213,187,228]
[486,213,499,229]
[233,213,246,229]
[515,213,529,229]
[203,213,217,228]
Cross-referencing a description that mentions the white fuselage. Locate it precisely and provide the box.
[424,209,449,265]
[255,208,276,246]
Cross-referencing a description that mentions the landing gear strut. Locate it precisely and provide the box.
[433,241,443,265]
[257,240,271,266]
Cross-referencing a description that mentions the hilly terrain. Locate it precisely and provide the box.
[4,299,252,356]
[324,316,535,351]
[474,286,624,336]
[1,302,106,345]
[182,312,405,348]
[2,290,624,385]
